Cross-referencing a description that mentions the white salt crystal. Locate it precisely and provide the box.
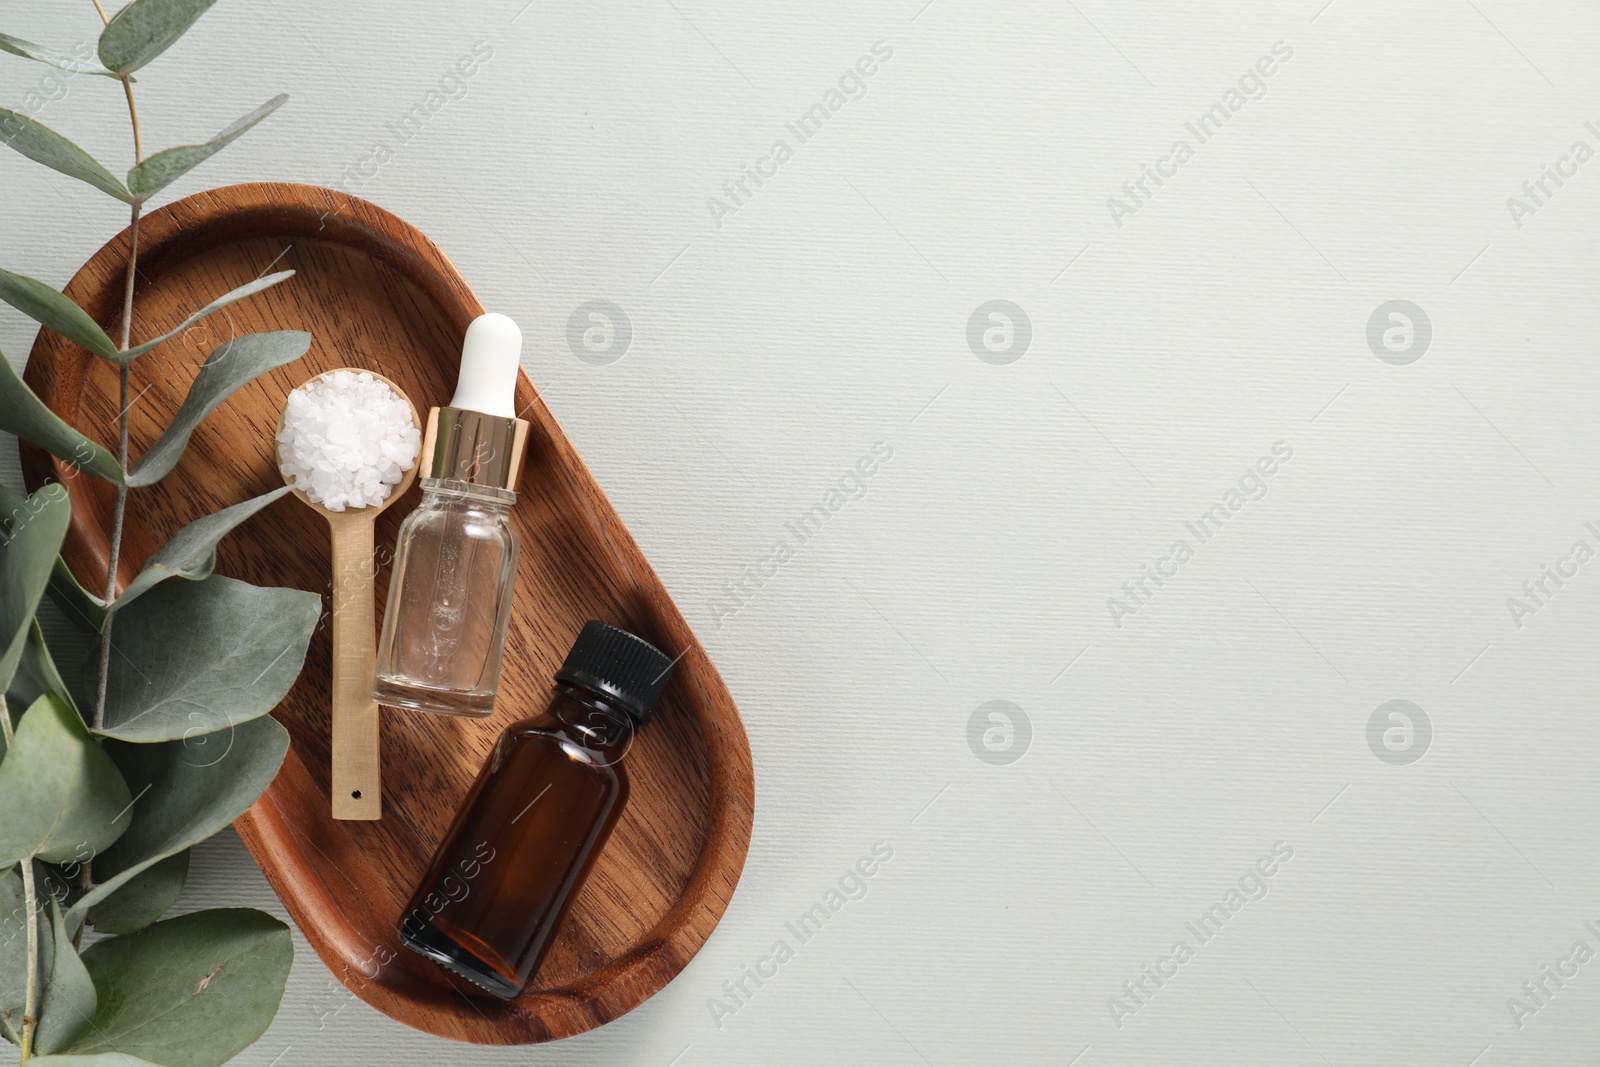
[275,370,420,512]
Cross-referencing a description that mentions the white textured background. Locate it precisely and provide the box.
[5,0,1600,1064]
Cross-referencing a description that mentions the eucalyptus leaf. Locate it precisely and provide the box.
[119,270,294,361]
[6,619,80,747]
[0,694,132,866]
[0,482,71,692]
[50,558,109,633]
[114,486,291,611]
[86,850,187,936]
[0,691,16,757]
[95,575,317,742]
[70,908,292,1066]
[35,894,96,1055]
[0,864,32,1040]
[0,463,110,631]
[36,861,84,917]
[0,350,123,481]
[0,267,120,360]
[67,717,287,933]
[0,488,80,732]
[127,330,310,486]
[0,33,119,78]
[0,110,131,204]
[97,0,221,76]
[127,95,287,199]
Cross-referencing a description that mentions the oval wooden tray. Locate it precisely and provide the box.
[19,182,754,1044]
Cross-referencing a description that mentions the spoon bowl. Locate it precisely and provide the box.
[275,367,422,512]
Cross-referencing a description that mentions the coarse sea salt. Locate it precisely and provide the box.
[276,370,420,512]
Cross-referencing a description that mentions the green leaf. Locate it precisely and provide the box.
[0,868,95,1048]
[126,95,286,200]
[0,268,120,360]
[86,850,187,936]
[0,482,70,692]
[0,483,84,746]
[35,894,97,1055]
[95,576,318,742]
[0,33,120,78]
[114,487,291,611]
[49,558,109,633]
[0,864,32,1040]
[0,350,123,482]
[0,110,131,203]
[0,695,131,865]
[67,717,287,933]
[97,0,221,76]
[70,908,292,1067]
[119,270,294,361]
[127,330,310,486]
[6,619,80,747]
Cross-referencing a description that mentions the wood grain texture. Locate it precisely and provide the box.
[19,182,755,1044]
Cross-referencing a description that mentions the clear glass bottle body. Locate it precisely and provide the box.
[398,685,635,998]
[374,478,519,717]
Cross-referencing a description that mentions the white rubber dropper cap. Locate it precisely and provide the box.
[448,313,521,418]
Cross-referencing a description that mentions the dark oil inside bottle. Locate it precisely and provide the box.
[399,685,633,998]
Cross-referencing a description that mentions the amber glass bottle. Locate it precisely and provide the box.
[399,621,674,998]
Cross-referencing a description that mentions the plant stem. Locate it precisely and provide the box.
[92,66,144,736]
[18,859,39,1064]
[120,82,141,162]
[93,208,139,735]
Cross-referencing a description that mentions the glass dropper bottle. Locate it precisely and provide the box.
[399,621,676,998]
[373,313,530,718]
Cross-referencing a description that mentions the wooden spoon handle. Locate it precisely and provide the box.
[329,514,381,820]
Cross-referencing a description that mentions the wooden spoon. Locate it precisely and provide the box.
[276,368,421,820]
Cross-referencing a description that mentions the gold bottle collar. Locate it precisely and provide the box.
[420,407,530,492]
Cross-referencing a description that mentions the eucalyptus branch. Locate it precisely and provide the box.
[0,2,307,1060]
[93,42,143,734]
[18,858,39,1064]
[94,199,138,734]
